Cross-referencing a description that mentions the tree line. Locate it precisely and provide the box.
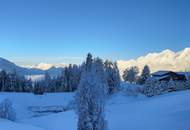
[122,65,151,85]
[0,70,32,92]
[0,53,121,95]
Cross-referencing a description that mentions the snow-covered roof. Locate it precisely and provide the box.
[152,71,171,76]
[152,71,189,77]
[151,75,170,81]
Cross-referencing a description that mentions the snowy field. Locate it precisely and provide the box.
[0,90,190,130]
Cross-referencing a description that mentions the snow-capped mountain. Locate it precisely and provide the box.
[0,57,63,77]
[117,48,190,74]
[0,57,45,75]
[1,48,190,78]
[0,58,18,73]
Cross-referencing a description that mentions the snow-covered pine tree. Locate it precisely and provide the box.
[49,77,56,92]
[0,98,16,121]
[67,64,73,91]
[14,75,24,92]
[43,72,51,92]
[123,66,139,84]
[0,70,8,92]
[62,66,70,92]
[70,64,81,91]
[59,64,81,92]
[138,65,150,85]
[23,79,33,92]
[55,70,65,92]
[86,53,93,71]
[104,60,121,94]
[76,54,108,130]
[8,72,17,92]
[112,62,121,92]
[0,70,26,92]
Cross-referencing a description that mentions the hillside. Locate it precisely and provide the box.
[0,57,63,77]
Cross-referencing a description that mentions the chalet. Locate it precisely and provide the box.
[151,71,187,82]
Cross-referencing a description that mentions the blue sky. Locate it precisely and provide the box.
[0,0,190,65]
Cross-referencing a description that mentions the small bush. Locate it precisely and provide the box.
[0,98,16,121]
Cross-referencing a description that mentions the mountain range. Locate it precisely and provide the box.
[0,48,190,78]
[0,58,63,77]
[117,48,190,75]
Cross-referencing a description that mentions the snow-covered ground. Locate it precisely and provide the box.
[0,119,44,130]
[0,93,75,120]
[107,91,190,130]
[0,90,190,130]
